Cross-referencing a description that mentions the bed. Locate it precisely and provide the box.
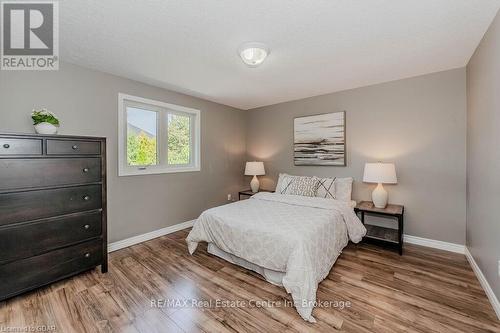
[186,190,366,322]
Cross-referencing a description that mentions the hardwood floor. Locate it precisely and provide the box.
[1,228,498,333]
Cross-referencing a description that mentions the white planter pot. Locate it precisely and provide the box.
[34,122,58,135]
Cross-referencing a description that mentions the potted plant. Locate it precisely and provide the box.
[31,108,60,134]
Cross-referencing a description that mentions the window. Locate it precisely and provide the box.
[118,93,200,176]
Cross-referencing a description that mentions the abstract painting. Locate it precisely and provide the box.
[294,111,346,166]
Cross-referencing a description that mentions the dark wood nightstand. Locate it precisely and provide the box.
[354,201,405,255]
[238,189,273,200]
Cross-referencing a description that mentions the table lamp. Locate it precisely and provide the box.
[245,161,265,193]
[363,162,397,208]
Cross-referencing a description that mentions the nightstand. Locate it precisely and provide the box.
[354,201,405,255]
[238,189,273,200]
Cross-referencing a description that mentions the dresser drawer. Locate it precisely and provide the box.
[0,138,42,155]
[0,158,101,190]
[0,185,102,226]
[0,239,102,300]
[47,139,101,155]
[0,211,102,264]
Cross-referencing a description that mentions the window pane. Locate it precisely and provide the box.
[126,107,158,166]
[168,113,191,165]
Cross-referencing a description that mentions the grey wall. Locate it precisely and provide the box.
[246,68,467,244]
[466,10,500,299]
[0,62,247,243]
[0,61,471,246]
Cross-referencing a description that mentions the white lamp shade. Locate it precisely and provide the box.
[245,161,265,176]
[363,162,397,184]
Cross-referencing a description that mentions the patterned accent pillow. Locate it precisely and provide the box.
[316,177,336,199]
[281,175,319,197]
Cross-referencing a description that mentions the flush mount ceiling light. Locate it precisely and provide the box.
[238,42,269,67]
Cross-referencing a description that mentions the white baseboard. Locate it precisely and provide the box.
[108,225,465,255]
[108,220,195,252]
[403,234,465,254]
[464,247,500,320]
[403,236,499,319]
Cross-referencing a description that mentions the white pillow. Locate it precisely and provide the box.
[334,177,353,202]
[275,173,290,193]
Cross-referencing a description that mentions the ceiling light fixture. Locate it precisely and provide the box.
[238,42,269,67]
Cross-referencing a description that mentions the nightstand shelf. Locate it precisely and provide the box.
[365,225,399,243]
[354,201,405,255]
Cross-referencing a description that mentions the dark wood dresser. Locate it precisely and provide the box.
[0,133,107,301]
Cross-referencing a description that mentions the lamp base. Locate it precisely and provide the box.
[250,175,260,193]
[372,183,388,208]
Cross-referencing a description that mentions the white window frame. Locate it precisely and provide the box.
[118,93,201,176]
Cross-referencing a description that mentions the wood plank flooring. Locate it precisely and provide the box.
[0,228,498,333]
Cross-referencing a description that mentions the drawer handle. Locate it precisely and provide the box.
[84,253,91,258]
[83,195,90,201]
[83,168,89,173]
[3,144,10,149]
[84,224,90,229]
[72,144,79,150]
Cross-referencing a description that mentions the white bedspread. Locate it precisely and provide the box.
[186,192,366,322]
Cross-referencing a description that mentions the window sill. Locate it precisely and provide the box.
[118,166,201,177]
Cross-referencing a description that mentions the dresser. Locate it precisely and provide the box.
[0,133,107,301]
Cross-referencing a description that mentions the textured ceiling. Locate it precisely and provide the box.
[60,0,500,109]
